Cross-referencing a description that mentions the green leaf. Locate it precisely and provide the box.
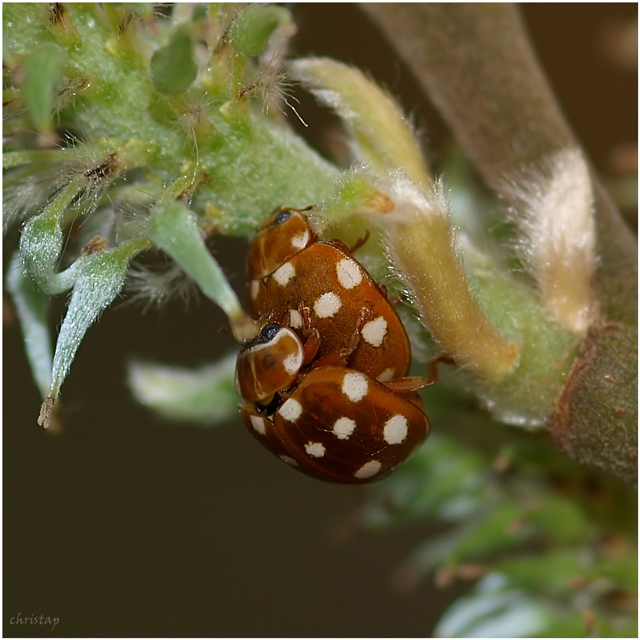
[526,495,591,544]
[595,551,639,592]
[5,252,53,398]
[229,6,291,57]
[493,550,585,593]
[19,182,83,295]
[147,201,253,340]
[128,353,239,425]
[454,502,529,560]
[150,25,197,95]
[23,42,67,134]
[45,241,144,415]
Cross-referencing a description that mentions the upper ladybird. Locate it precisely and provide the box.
[247,207,316,282]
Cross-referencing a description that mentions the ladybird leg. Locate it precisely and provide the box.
[348,229,370,254]
[383,355,455,393]
[339,303,373,362]
[373,281,402,305]
[426,355,455,384]
[327,230,370,255]
[299,304,313,331]
[278,307,292,327]
[302,328,321,365]
[382,376,432,393]
[380,283,402,306]
[326,238,351,254]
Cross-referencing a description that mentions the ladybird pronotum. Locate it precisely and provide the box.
[236,206,431,483]
[235,323,305,404]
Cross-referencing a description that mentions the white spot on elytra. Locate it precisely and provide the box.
[280,455,298,467]
[383,414,408,444]
[342,372,368,402]
[314,292,342,318]
[377,367,395,382]
[288,309,303,329]
[336,258,363,290]
[305,442,326,457]
[354,460,382,479]
[291,230,309,250]
[282,350,302,375]
[362,316,388,347]
[333,417,356,440]
[250,279,260,300]
[250,415,266,435]
[278,398,303,422]
[273,262,295,286]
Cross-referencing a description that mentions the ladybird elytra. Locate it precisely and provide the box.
[250,240,412,382]
[240,366,430,484]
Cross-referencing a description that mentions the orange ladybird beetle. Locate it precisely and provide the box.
[247,207,316,282]
[247,207,411,383]
[240,365,430,484]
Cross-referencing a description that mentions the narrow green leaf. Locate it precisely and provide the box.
[150,25,197,95]
[147,201,253,340]
[493,551,585,593]
[229,5,291,57]
[128,353,239,425]
[19,182,82,295]
[23,42,67,133]
[48,242,142,402]
[6,252,53,398]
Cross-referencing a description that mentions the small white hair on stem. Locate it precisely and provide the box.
[126,260,198,311]
[237,53,306,126]
[506,148,598,336]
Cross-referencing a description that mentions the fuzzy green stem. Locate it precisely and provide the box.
[291,57,431,189]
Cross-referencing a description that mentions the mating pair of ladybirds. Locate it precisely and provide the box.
[235,207,433,484]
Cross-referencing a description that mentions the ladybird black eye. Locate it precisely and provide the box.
[261,323,280,340]
[273,210,291,226]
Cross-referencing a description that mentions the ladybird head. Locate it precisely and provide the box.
[247,207,316,280]
[235,322,305,404]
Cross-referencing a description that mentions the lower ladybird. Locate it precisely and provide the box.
[240,365,430,484]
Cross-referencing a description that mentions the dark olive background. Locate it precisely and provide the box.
[4,4,637,637]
